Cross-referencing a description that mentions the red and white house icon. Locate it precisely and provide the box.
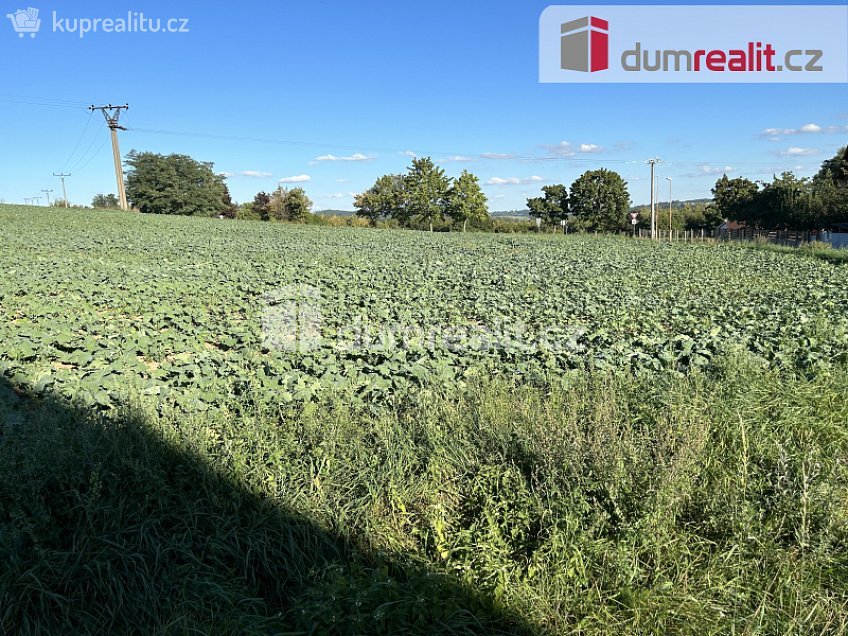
[560,16,609,72]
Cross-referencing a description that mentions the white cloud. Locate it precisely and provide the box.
[241,170,272,178]
[487,177,520,185]
[219,171,234,178]
[314,153,374,162]
[542,141,604,157]
[278,174,312,183]
[778,147,819,157]
[441,155,475,162]
[545,141,574,157]
[480,152,516,160]
[579,143,603,153]
[681,165,735,178]
[486,176,544,186]
[761,123,848,140]
[336,178,351,183]
[400,150,417,158]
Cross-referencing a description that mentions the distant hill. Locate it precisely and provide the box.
[315,209,355,217]
[631,198,712,211]
[316,209,532,219]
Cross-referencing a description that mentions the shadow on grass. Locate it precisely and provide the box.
[0,377,536,635]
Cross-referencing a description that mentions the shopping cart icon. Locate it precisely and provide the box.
[6,7,41,38]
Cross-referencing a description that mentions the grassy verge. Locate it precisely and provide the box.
[741,239,848,265]
[2,355,847,634]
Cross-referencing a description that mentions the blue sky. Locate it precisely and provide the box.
[1,0,846,211]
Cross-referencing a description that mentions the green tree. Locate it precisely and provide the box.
[92,193,119,209]
[526,184,568,228]
[711,175,759,224]
[266,187,313,222]
[253,191,272,221]
[757,172,820,230]
[403,157,450,232]
[283,187,313,222]
[446,170,489,232]
[813,147,848,226]
[125,151,229,216]
[268,187,287,221]
[816,146,848,187]
[526,196,547,224]
[355,174,404,226]
[220,186,239,219]
[238,202,261,221]
[569,169,630,232]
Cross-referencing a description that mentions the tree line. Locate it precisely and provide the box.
[354,158,488,231]
[89,146,848,234]
[712,147,848,230]
[524,168,631,233]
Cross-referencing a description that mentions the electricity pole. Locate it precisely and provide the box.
[23,198,31,205]
[33,196,42,206]
[41,189,53,206]
[666,177,673,237]
[89,103,129,211]
[646,158,660,239]
[53,173,71,207]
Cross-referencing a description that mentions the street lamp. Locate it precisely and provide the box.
[665,177,672,238]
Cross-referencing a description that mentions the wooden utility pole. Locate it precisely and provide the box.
[41,189,53,206]
[89,104,129,211]
[53,173,71,207]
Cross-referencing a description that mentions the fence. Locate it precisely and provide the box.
[629,228,848,249]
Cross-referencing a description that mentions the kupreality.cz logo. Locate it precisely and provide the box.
[540,5,848,83]
[6,6,190,39]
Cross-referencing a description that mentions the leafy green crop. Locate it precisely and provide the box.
[1,205,847,412]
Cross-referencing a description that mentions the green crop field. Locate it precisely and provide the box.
[2,205,847,634]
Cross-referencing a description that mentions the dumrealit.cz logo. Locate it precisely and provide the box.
[6,7,190,39]
[540,5,848,83]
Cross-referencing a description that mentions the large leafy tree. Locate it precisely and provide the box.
[282,188,313,222]
[813,147,848,226]
[711,175,759,224]
[446,170,489,232]
[526,185,569,228]
[569,169,630,232]
[267,187,313,222]
[403,157,450,232]
[125,151,229,216]
[754,173,816,229]
[253,191,272,221]
[816,146,848,187]
[354,174,404,226]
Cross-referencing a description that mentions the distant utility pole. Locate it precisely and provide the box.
[666,177,673,236]
[41,189,53,206]
[23,198,31,205]
[646,158,661,239]
[33,196,42,206]
[53,173,71,207]
[89,103,129,211]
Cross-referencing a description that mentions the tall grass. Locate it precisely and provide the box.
[2,355,847,634]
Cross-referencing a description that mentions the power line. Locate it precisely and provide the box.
[126,125,824,170]
[70,137,109,175]
[60,110,96,171]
